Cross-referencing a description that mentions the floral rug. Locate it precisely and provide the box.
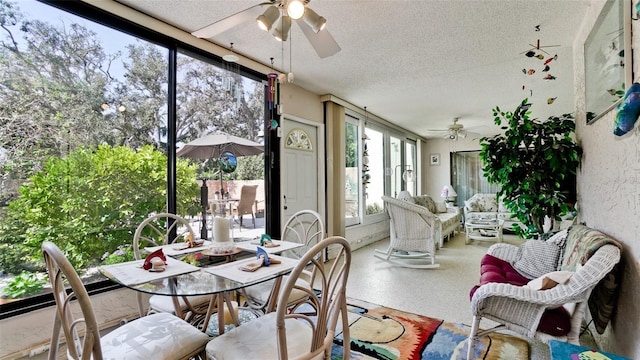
[331,298,529,360]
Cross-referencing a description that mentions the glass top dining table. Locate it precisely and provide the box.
[99,244,301,334]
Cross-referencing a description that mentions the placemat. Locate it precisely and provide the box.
[203,255,298,284]
[99,257,201,285]
[144,240,212,257]
[235,239,304,254]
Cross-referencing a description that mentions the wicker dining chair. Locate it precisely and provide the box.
[42,241,209,360]
[133,212,211,320]
[206,236,351,360]
[242,209,325,313]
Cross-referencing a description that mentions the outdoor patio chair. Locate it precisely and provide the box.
[205,236,351,360]
[242,209,325,313]
[133,212,211,320]
[235,184,259,228]
[42,241,209,360]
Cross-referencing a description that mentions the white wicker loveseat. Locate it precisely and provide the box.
[467,225,622,359]
[397,191,460,247]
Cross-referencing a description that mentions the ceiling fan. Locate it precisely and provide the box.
[426,118,482,141]
[191,0,341,59]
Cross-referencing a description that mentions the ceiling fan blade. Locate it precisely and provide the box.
[297,20,341,58]
[192,2,272,38]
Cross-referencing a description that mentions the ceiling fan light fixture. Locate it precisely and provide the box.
[273,14,292,41]
[257,6,280,32]
[286,0,305,20]
[302,7,326,32]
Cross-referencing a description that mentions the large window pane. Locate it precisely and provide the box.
[0,0,172,299]
[0,0,266,312]
[390,136,402,197]
[345,120,360,225]
[364,128,384,215]
[175,52,265,239]
[451,151,500,207]
[405,141,416,195]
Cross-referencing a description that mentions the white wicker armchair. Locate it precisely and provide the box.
[375,196,441,269]
[467,242,621,359]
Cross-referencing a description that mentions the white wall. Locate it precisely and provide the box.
[573,1,640,358]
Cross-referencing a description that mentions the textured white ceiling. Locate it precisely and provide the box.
[115,0,591,138]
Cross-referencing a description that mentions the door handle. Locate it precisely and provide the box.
[284,195,287,210]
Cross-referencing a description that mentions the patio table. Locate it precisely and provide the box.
[99,253,298,335]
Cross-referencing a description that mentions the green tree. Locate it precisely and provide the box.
[1,1,118,202]
[479,99,582,238]
[0,145,200,272]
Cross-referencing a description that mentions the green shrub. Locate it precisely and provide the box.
[0,145,200,271]
[100,244,135,265]
[366,203,383,215]
[2,271,47,299]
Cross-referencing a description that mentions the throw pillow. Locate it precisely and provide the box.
[435,201,447,213]
[546,229,568,270]
[512,239,562,279]
[414,196,436,213]
[397,191,415,203]
[524,271,574,290]
[464,199,479,212]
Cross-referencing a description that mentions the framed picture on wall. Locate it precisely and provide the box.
[430,153,440,165]
[584,0,632,124]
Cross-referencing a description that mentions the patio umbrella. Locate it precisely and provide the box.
[177,132,264,240]
[177,132,263,159]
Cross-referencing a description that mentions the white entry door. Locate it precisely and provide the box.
[281,117,322,223]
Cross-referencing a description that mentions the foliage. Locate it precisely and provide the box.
[366,203,383,215]
[1,271,46,299]
[0,2,265,203]
[0,145,200,271]
[479,99,582,238]
[345,123,358,167]
[100,244,135,265]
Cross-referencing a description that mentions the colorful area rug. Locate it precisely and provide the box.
[332,298,529,360]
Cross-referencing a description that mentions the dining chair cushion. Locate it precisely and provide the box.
[205,312,314,360]
[244,277,311,307]
[148,294,212,314]
[101,312,210,359]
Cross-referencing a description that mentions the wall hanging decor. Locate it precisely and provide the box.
[585,0,633,124]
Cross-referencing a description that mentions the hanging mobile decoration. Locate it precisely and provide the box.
[362,107,371,188]
[267,57,280,131]
[519,26,562,99]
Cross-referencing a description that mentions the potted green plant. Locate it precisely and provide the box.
[479,99,582,238]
